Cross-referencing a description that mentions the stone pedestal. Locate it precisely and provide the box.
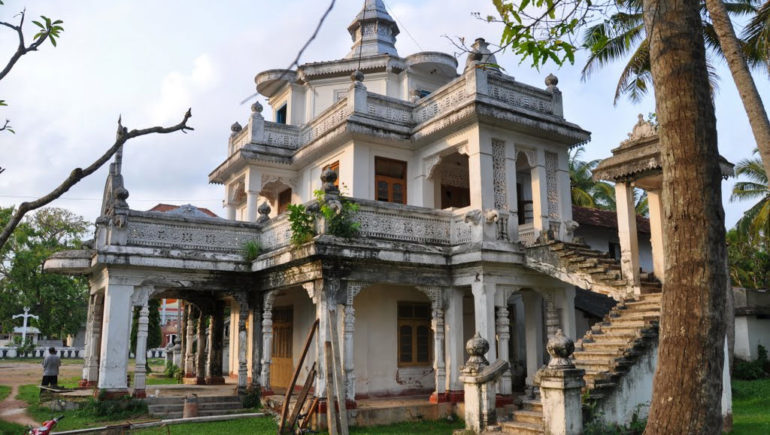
[458,333,510,434]
[538,329,584,435]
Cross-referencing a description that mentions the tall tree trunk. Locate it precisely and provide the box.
[706,0,770,178]
[643,0,728,433]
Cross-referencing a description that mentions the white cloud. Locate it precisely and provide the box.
[148,54,219,124]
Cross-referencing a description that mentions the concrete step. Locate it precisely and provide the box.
[512,410,543,425]
[574,359,615,372]
[153,408,250,419]
[573,350,624,360]
[146,395,241,405]
[500,421,544,434]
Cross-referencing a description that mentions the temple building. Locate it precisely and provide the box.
[44,0,733,431]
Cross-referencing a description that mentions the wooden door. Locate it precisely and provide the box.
[270,306,294,389]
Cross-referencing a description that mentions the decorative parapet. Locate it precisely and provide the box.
[263,122,300,149]
[486,74,555,115]
[257,214,292,252]
[300,98,352,145]
[124,211,260,254]
[365,93,413,125]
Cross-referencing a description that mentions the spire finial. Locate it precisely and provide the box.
[345,0,400,59]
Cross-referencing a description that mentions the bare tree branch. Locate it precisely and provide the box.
[240,0,335,104]
[0,119,10,132]
[0,9,53,82]
[0,109,193,248]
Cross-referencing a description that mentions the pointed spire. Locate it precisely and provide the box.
[345,0,399,59]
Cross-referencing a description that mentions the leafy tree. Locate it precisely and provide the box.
[742,0,770,72]
[730,149,770,242]
[727,228,769,288]
[0,207,90,338]
[0,4,193,250]
[493,0,728,430]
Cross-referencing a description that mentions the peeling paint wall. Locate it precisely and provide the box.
[595,342,657,425]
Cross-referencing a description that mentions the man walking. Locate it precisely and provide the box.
[41,347,61,387]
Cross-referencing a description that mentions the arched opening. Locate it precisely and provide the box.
[430,151,470,209]
[260,179,293,216]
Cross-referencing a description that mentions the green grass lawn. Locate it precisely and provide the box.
[0,385,10,402]
[732,378,770,434]
[0,419,27,435]
[16,384,153,432]
[129,416,463,435]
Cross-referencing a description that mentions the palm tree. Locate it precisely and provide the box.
[731,149,770,242]
[743,0,770,73]
[569,148,648,215]
[581,0,760,103]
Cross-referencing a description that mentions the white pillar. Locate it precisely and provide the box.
[471,280,497,361]
[82,293,103,387]
[237,297,249,392]
[245,167,262,223]
[97,281,133,393]
[313,281,330,399]
[133,301,149,397]
[647,189,665,283]
[504,144,519,241]
[531,150,550,235]
[196,311,206,384]
[467,129,495,211]
[496,305,512,395]
[432,305,447,399]
[344,283,363,402]
[615,182,641,294]
[260,292,275,393]
[557,151,572,240]
[229,301,238,376]
[184,308,195,377]
[557,287,577,341]
[251,303,262,388]
[445,287,465,395]
[544,293,561,339]
[522,291,544,385]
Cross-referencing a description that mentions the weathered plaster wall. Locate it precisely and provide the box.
[353,285,434,397]
[595,341,657,425]
[576,225,653,273]
[734,316,770,360]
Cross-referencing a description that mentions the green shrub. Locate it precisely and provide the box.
[314,189,360,239]
[734,345,769,381]
[164,361,180,378]
[287,203,315,245]
[241,385,261,409]
[242,240,262,262]
[78,395,147,419]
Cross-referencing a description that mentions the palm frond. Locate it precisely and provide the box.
[614,38,651,104]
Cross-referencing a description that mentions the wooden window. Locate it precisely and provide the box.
[397,302,432,366]
[375,157,407,204]
[322,161,340,187]
[276,104,287,124]
[277,188,292,214]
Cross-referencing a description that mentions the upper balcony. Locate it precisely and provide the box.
[210,66,589,184]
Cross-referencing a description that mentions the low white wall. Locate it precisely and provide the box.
[595,342,657,425]
[0,347,84,359]
[734,316,770,360]
[354,285,434,397]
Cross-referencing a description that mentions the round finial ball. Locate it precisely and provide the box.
[321,167,338,184]
[231,122,243,133]
[251,101,263,113]
[258,201,271,216]
[351,70,365,82]
[465,332,490,358]
[545,73,559,87]
[546,329,574,360]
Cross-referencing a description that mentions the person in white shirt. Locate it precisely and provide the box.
[41,347,61,387]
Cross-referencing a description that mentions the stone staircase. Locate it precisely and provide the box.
[146,395,247,419]
[500,290,661,434]
[524,241,662,299]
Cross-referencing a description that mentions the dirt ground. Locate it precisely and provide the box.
[0,361,81,427]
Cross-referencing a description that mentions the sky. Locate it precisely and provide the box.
[0,0,766,230]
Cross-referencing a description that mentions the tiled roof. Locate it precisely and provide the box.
[149,203,218,218]
[572,205,650,234]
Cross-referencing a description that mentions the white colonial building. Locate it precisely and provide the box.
[44,1,733,432]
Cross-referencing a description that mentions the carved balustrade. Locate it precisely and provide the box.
[486,75,554,115]
[124,210,260,254]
